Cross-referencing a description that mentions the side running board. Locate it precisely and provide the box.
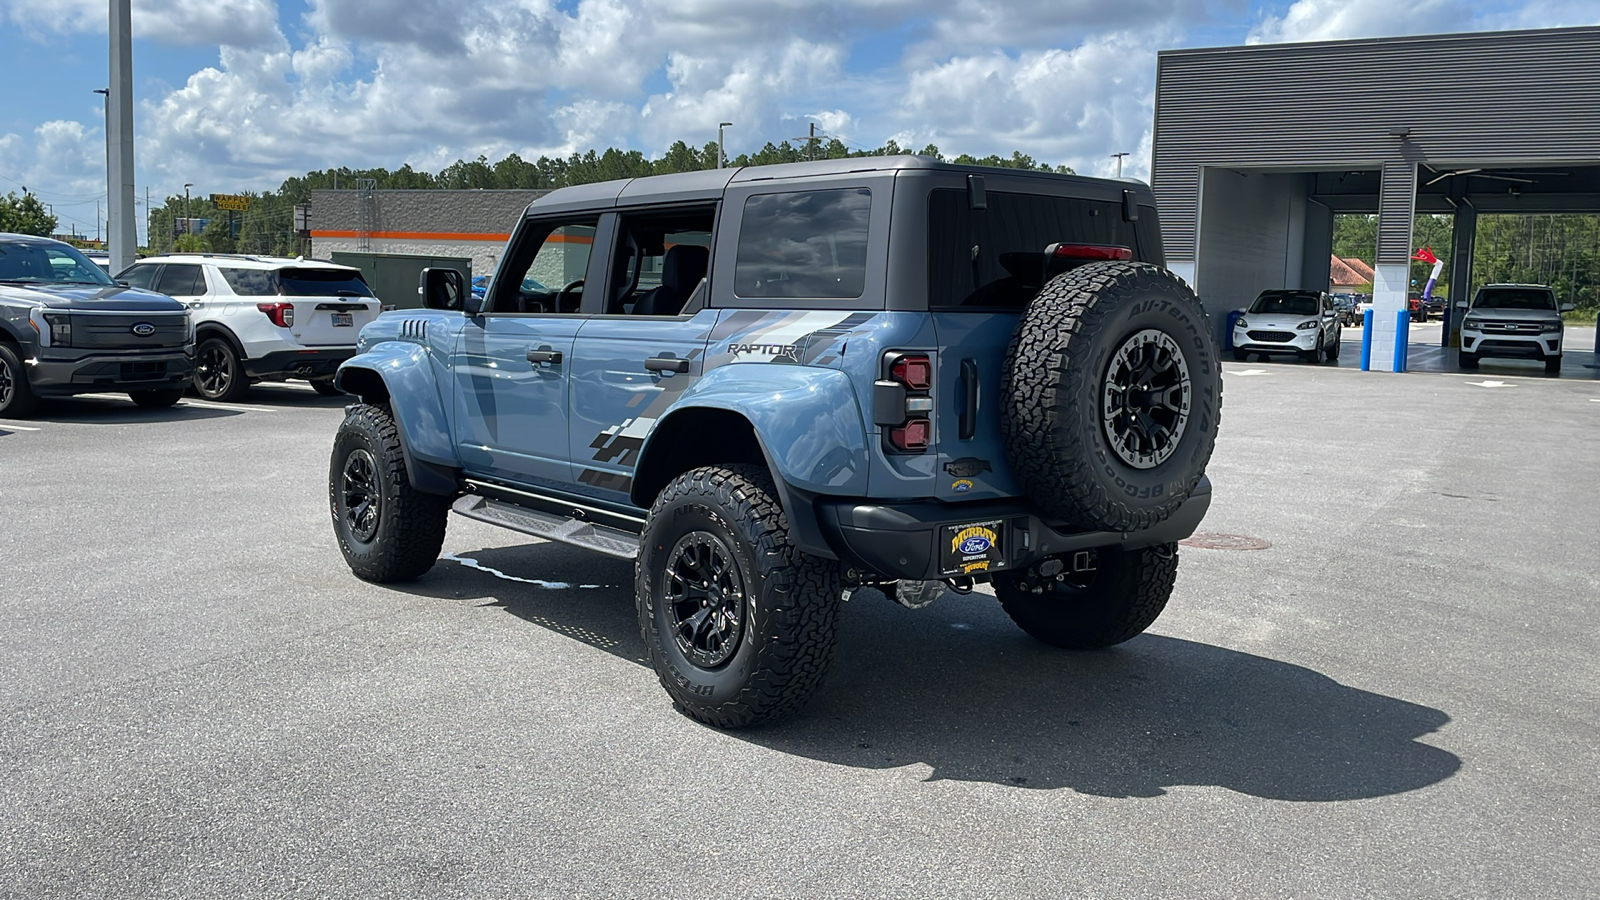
[451,495,641,560]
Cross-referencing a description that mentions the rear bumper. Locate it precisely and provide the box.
[29,348,194,396]
[816,476,1212,581]
[245,348,357,380]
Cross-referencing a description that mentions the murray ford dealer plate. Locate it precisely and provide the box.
[940,520,1005,577]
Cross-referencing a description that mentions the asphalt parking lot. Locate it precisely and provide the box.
[3,367,1598,899]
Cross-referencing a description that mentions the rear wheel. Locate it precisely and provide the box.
[0,343,41,419]
[129,388,184,408]
[995,545,1179,649]
[636,464,842,729]
[194,336,249,402]
[329,403,451,582]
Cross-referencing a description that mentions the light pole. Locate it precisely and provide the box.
[1110,152,1130,178]
[717,122,732,169]
[183,183,193,240]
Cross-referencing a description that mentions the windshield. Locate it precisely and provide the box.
[0,240,116,286]
[277,267,375,298]
[1249,292,1319,316]
[1473,288,1555,311]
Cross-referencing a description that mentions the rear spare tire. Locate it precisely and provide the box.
[1002,262,1221,532]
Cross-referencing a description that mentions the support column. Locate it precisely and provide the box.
[1368,161,1417,372]
[1447,203,1477,346]
[107,0,136,272]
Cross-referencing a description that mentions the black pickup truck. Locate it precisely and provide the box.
[0,233,193,418]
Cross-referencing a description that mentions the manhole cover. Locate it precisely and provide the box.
[1180,533,1272,551]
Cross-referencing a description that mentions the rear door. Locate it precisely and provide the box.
[275,267,380,347]
[925,185,1143,503]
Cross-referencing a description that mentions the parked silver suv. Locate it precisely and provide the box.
[1457,284,1571,375]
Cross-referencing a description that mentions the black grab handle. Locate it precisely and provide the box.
[644,356,690,374]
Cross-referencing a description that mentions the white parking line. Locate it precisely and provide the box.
[176,400,277,413]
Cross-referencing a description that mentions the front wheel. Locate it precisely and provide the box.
[129,388,184,408]
[1458,351,1479,370]
[1326,330,1342,361]
[0,342,41,419]
[995,544,1178,649]
[1232,348,1250,362]
[1302,337,1323,363]
[329,403,451,582]
[1546,356,1562,375]
[636,465,842,729]
[194,336,249,402]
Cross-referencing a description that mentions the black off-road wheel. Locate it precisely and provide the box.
[1003,262,1221,532]
[194,336,250,402]
[995,544,1179,649]
[129,388,184,408]
[329,403,451,583]
[0,342,41,419]
[636,464,843,729]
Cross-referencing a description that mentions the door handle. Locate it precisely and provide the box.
[526,348,562,365]
[644,356,690,374]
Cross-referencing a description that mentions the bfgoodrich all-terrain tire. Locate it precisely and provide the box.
[636,464,843,729]
[1002,262,1221,532]
[329,403,451,583]
[995,544,1179,649]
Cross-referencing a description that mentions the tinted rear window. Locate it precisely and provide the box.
[153,264,205,296]
[928,189,1141,309]
[1474,288,1555,310]
[219,267,276,296]
[734,189,871,299]
[278,268,374,297]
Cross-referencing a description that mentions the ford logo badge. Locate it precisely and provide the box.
[131,322,157,337]
[958,536,992,555]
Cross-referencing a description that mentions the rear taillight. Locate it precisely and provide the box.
[876,352,932,454]
[257,302,294,328]
[1049,243,1133,261]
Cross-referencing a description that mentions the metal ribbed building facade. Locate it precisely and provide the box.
[1155,26,1600,266]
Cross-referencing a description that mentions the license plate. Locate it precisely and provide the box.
[939,520,1005,577]
[332,312,353,327]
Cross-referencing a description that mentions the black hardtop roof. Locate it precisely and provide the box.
[526,156,1148,216]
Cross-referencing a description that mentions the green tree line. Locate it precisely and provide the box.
[145,139,1072,258]
[1334,213,1600,319]
[0,191,57,236]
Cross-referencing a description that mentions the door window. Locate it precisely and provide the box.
[605,207,715,315]
[153,263,205,296]
[117,264,159,291]
[489,219,598,314]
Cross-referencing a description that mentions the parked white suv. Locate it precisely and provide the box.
[1457,283,1571,375]
[1232,289,1342,363]
[117,254,380,400]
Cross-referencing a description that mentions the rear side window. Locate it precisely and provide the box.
[219,267,276,296]
[928,189,1140,309]
[117,264,159,290]
[278,268,374,297]
[734,189,871,299]
[153,263,205,296]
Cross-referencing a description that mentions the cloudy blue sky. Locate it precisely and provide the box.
[1,0,1594,239]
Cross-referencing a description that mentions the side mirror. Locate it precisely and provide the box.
[1454,301,1467,309]
[421,267,465,312]
[1560,302,1575,312]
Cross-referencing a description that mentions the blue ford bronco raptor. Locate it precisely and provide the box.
[328,157,1220,728]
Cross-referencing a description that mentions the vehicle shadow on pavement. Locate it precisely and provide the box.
[405,543,1462,802]
[27,397,245,424]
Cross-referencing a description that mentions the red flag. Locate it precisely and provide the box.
[1411,246,1438,264]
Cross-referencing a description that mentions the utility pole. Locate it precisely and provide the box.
[1110,152,1130,178]
[718,122,732,169]
[107,0,136,271]
[183,183,193,239]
